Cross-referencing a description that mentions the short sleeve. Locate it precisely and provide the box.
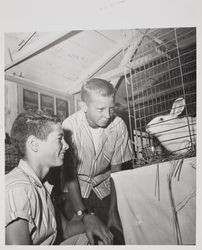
[111,119,134,165]
[5,185,34,228]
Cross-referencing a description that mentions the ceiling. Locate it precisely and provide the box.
[4,28,196,99]
[4,29,142,94]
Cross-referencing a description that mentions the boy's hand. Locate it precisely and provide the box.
[83,214,113,245]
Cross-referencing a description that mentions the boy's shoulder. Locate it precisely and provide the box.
[62,110,83,129]
[110,115,127,128]
[6,167,31,189]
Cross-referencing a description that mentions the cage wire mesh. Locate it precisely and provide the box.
[115,28,196,167]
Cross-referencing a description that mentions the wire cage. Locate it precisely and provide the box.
[115,28,196,167]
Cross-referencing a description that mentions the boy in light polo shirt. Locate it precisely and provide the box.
[5,112,111,245]
[62,78,133,244]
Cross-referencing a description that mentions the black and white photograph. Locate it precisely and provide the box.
[0,0,201,248]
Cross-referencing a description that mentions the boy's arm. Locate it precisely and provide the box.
[64,178,86,212]
[62,125,113,244]
[59,208,85,239]
[6,219,32,245]
[111,163,122,173]
[64,179,113,245]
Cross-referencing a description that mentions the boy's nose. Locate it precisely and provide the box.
[62,138,69,150]
[104,109,110,119]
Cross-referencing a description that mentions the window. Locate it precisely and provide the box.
[23,89,38,111]
[41,94,54,115]
[22,87,69,120]
[56,98,68,122]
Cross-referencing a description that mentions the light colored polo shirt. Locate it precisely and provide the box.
[62,110,134,199]
[5,160,57,245]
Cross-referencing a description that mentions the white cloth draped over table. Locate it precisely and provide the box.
[111,157,196,245]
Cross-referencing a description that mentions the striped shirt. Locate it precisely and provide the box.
[62,110,134,199]
[5,160,57,245]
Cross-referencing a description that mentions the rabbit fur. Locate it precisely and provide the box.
[146,97,196,155]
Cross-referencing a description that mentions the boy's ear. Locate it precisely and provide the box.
[79,101,88,112]
[27,135,39,152]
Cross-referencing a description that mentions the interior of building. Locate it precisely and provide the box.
[4,28,196,245]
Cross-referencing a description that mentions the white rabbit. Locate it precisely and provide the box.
[146,97,196,155]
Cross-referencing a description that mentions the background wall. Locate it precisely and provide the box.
[4,80,18,134]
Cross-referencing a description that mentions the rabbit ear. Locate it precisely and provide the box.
[170,97,185,117]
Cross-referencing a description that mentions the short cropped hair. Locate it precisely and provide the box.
[10,111,59,158]
[81,78,115,103]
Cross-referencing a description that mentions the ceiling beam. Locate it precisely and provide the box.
[96,52,156,82]
[71,30,142,94]
[138,29,171,59]
[5,30,82,71]
[5,73,73,98]
[110,33,145,87]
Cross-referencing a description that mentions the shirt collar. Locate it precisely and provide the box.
[18,159,53,193]
[80,110,115,158]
